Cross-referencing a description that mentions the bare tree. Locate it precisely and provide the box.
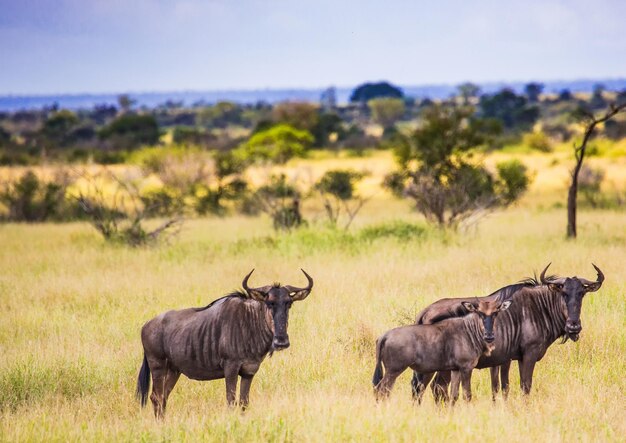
[567,102,626,238]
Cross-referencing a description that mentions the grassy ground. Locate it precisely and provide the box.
[1,153,626,442]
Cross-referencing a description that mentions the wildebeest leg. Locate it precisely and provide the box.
[161,368,181,414]
[500,360,512,399]
[449,371,461,405]
[518,355,537,395]
[412,371,435,405]
[148,358,172,419]
[460,369,473,402]
[431,371,451,403]
[239,374,255,410]
[490,366,500,401]
[223,360,241,407]
[374,370,402,401]
[411,371,423,400]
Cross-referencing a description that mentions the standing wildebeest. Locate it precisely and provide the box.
[136,269,313,418]
[373,299,511,403]
[411,263,604,402]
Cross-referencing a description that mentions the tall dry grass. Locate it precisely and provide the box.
[1,153,625,441]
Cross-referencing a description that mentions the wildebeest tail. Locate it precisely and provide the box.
[136,353,150,407]
[372,336,386,387]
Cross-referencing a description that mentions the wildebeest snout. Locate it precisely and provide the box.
[484,332,495,343]
[273,336,290,350]
[565,320,582,334]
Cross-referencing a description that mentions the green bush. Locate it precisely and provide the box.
[523,131,553,152]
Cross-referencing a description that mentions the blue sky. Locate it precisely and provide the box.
[0,0,624,95]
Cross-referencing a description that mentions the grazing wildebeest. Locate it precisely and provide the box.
[373,299,511,403]
[411,263,604,402]
[136,269,313,418]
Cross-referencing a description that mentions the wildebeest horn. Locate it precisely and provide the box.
[540,263,565,285]
[284,269,314,301]
[242,269,272,301]
[578,263,605,292]
[539,263,551,284]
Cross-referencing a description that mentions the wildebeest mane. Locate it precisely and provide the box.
[193,290,248,312]
[517,272,561,287]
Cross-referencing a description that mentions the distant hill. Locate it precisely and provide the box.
[1,79,625,111]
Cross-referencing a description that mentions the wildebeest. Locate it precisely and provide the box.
[136,269,313,418]
[411,263,604,402]
[373,299,511,403]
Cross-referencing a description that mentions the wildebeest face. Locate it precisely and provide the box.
[461,300,512,343]
[243,269,314,351]
[541,263,604,341]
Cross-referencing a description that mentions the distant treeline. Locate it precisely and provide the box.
[1,81,625,166]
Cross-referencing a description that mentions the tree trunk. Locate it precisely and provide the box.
[566,103,626,238]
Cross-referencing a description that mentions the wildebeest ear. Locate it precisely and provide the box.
[499,301,512,311]
[548,283,562,292]
[247,289,268,302]
[461,302,476,312]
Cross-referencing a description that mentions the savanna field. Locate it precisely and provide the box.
[1,151,626,442]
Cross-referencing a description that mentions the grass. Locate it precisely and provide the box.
[1,153,626,441]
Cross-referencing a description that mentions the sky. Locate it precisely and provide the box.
[0,0,625,95]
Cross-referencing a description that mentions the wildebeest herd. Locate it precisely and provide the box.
[137,263,604,418]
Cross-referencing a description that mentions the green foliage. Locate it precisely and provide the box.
[394,105,500,172]
[358,220,428,242]
[253,174,304,231]
[99,114,161,149]
[495,159,531,205]
[239,124,313,164]
[172,126,215,147]
[457,83,481,105]
[350,81,403,103]
[523,131,553,152]
[368,98,405,128]
[196,101,243,128]
[480,88,540,131]
[316,169,367,229]
[311,112,344,147]
[272,102,319,131]
[316,170,364,200]
[40,110,80,148]
[387,105,527,227]
[0,170,74,222]
[524,82,544,103]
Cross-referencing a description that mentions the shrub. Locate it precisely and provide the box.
[253,174,304,231]
[0,170,74,222]
[523,131,553,152]
[316,169,368,229]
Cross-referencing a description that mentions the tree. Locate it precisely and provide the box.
[350,82,403,103]
[238,124,313,164]
[457,83,481,105]
[311,113,344,147]
[589,84,607,109]
[367,98,405,129]
[253,174,304,231]
[524,82,544,103]
[566,102,626,238]
[479,88,539,131]
[558,89,573,101]
[271,102,319,132]
[385,105,528,227]
[316,169,368,230]
[39,110,80,148]
[117,94,136,114]
[320,87,337,110]
[99,114,161,149]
